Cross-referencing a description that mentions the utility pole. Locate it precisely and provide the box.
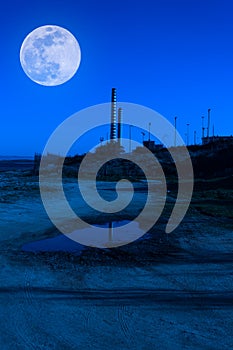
[174,116,177,147]
[148,122,151,141]
[186,123,190,146]
[201,116,205,140]
[207,108,211,139]
[194,130,197,145]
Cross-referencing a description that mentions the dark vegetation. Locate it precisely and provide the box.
[11,139,231,192]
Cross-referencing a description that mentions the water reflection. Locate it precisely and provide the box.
[22,220,146,253]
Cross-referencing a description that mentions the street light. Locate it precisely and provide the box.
[194,130,197,145]
[174,116,177,147]
[186,123,190,146]
[201,116,205,139]
[148,122,151,141]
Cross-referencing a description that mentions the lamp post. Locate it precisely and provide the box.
[174,116,177,147]
[186,123,190,146]
[201,116,205,140]
[207,108,211,140]
[148,122,151,141]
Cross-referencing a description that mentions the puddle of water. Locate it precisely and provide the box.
[94,220,130,228]
[22,234,84,254]
[22,220,148,253]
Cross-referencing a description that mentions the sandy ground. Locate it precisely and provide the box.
[0,171,233,349]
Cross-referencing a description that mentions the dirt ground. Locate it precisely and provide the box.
[0,170,233,349]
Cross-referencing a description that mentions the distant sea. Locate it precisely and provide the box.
[0,155,34,160]
[0,156,34,171]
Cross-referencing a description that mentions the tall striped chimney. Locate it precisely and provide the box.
[117,107,122,145]
[110,88,117,141]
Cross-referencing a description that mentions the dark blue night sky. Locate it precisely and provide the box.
[1,0,233,155]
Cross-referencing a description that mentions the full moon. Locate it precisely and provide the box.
[20,25,81,86]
